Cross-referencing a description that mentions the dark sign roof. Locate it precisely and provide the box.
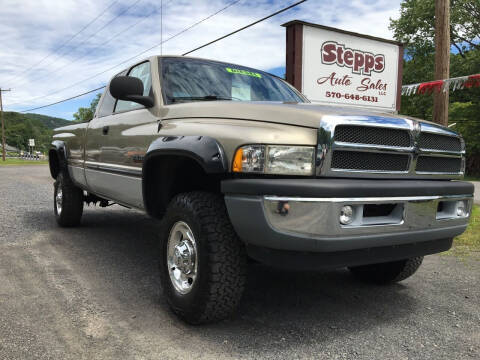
[281,20,403,47]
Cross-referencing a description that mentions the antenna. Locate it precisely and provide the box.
[160,0,163,55]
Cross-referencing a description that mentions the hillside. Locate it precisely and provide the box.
[2,112,70,153]
[23,113,70,129]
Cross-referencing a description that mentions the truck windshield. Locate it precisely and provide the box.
[160,57,305,104]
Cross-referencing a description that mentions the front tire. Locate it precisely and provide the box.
[54,171,84,227]
[349,257,424,284]
[159,192,246,324]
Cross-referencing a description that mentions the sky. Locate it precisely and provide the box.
[0,0,402,120]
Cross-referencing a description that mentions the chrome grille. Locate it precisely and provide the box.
[334,125,411,147]
[331,151,410,172]
[418,132,462,152]
[317,116,465,179]
[416,156,462,173]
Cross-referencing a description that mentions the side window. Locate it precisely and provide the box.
[115,61,152,113]
[96,90,116,118]
[98,70,127,118]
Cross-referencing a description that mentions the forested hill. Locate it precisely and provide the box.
[2,111,70,153]
[22,113,70,129]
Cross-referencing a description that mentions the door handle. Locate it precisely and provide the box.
[102,126,109,135]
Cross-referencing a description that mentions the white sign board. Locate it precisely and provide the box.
[300,24,402,112]
[28,139,35,147]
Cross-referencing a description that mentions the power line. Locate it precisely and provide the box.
[4,1,119,85]
[12,0,242,107]
[16,0,174,113]
[20,86,106,113]
[16,0,175,88]
[15,0,307,112]
[183,0,306,55]
[13,0,143,89]
[17,1,177,114]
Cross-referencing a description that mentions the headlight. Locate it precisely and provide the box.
[233,145,315,176]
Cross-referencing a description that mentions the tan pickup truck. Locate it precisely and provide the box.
[49,55,474,324]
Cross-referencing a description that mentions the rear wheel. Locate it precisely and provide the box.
[348,257,424,284]
[54,171,84,227]
[159,192,246,324]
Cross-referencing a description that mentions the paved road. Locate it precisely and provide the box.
[471,181,480,205]
[0,166,479,360]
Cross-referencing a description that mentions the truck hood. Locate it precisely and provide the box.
[162,101,448,131]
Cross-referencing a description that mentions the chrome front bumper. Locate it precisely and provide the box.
[224,194,472,253]
[222,178,473,253]
[263,195,473,238]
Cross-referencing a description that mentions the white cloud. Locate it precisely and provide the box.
[0,0,401,116]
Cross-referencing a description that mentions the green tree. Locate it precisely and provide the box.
[390,0,479,57]
[73,93,101,123]
[390,0,480,174]
[3,112,57,153]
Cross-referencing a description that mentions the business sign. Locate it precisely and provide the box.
[28,139,35,147]
[283,21,403,112]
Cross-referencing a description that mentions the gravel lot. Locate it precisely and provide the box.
[0,165,479,360]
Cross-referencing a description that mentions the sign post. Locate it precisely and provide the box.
[0,88,12,161]
[29,139,35,156]
[283,21,403,113]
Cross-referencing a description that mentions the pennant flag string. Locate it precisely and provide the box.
[401,74,480,96]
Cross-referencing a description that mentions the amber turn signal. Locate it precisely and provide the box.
[233,147,243,172]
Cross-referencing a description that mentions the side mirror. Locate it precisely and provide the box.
[109,76,154,108]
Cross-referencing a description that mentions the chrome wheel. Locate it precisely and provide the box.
[167,221,198,295]
[55,188,63,215]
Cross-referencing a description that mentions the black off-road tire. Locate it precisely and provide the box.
[159,192,247,324]
[54,171,84,227]
[348,256,424,284]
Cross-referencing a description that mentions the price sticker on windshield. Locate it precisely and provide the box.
[226,67,262,78]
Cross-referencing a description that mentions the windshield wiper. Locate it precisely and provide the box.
[169,95,239,103]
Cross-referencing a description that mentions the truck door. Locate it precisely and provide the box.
[88,61,158,209]
[84,79,119,199]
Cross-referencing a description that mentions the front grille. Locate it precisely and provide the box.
[418,132,462,152]
[331,151,410,172]
[416,156,462,173]
[334,125,411,147]
[320,117,464,179]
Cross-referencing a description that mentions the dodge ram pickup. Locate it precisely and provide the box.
[49,55,474,324]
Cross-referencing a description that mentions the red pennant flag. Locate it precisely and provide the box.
[418,80,444,94]
[465,74,480,88]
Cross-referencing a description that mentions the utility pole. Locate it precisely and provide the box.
[0,88,12,161]
[433,0,450,126]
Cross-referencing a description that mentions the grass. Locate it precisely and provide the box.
[0,158,48,166]
[464,175,480,182]
[447,205,480,258]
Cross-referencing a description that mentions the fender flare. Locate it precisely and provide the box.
[143,135,229,174]
[142,135,229,215]
[49,140,68,179]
